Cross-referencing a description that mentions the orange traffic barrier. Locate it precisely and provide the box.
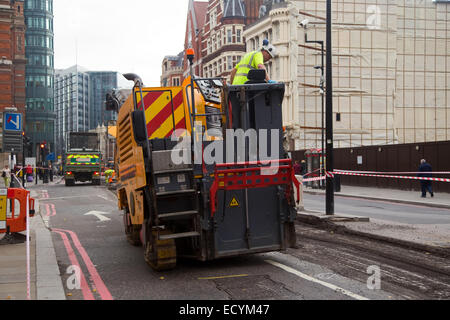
[0,188,35,234]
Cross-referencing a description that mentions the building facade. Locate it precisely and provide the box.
[88,71,119,130]
[0,0,26,166]
[0,0,26,114]
[243,0,450,150]
[201,0,264,80]
[181,0,264,81]
[54,65,90,157]
[183,0,209,79]
[161,53,183,87]
[24,0,55,157]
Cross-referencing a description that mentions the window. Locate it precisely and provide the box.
[227,30,232,43]
[17,35,22,51]
[227,56,232,70]
[210,9,217,28]
[237,29,241,43]
[249,38,255,51]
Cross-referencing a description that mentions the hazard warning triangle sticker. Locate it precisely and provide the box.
[229,196,240,208]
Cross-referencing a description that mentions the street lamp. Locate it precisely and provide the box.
[301,20,325,189]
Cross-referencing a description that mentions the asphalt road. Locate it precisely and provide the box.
[303,193,450,225]
[32,181,449,301]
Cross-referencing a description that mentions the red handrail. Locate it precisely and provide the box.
[209,159,300,216]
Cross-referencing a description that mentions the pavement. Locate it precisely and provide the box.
[0,185,66,300]
[299,185,450,253]
[304,184,450,209]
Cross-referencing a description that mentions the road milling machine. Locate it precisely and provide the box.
[114,49,300,271]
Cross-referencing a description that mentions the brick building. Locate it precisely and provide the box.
[178,0,265,81]
[0,0,26,116]
[161,52,184,87]
[201,0,263,80]
[183,0,208,78]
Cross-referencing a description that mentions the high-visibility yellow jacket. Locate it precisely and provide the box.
[232,50,264,85]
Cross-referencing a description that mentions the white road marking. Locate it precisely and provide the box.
[40,195,97,201]
[97,194,113,202]
[84,211,111,222]
[265,259,370,300]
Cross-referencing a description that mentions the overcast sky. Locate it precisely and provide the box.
[54,0,196,87]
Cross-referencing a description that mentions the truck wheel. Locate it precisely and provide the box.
[65,179,74,187]
[144,230,176,271]
[123,208,141,246]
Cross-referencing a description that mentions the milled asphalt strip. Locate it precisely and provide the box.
[265,260,370,300]
[30,192,66,300]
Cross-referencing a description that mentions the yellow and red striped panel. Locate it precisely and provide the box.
[136,88,187,139]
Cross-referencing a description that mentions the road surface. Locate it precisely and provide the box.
[32,182,450,300]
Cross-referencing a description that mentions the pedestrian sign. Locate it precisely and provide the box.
[4,113,22,132]
[229,196,240,208]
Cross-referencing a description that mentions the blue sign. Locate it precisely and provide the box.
[4,113,22,132]
[46,153,56,161]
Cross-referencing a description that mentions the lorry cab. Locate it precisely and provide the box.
[64,132,102,186]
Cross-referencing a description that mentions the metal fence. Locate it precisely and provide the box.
[291,141,450,193]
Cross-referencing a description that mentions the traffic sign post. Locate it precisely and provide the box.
[4,113,22,132]
[3,113,23,153]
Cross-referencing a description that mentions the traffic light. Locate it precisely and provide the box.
[40,143,45,149]
[22,132,31,146]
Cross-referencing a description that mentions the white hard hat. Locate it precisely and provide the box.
[262,44,277,58]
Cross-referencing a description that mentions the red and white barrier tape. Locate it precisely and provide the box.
[302,168,321,177]
[331,171,450,183]
[335,169,450,175]
[302,176,327,183]
[298,170,450,184]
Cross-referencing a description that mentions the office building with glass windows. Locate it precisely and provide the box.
[54,65,90,157]
[54,66,128,157]
[87,71,120,130]
[24,0,55,158]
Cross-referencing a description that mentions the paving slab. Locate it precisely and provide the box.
[0,231,36,300]
[0,188,65,300]
[304,185,450,209]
